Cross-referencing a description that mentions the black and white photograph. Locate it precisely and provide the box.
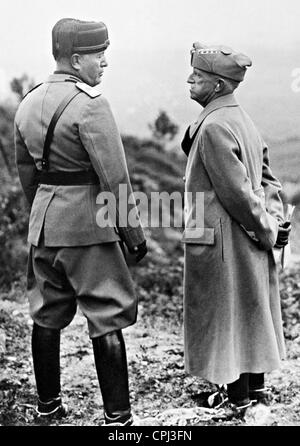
[0,0,300,432]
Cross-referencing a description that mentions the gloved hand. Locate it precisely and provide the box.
[128,241,148,263]
[274,222,291,249]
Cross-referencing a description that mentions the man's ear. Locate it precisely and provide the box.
[215,78,225,93]
[70,53,81,70]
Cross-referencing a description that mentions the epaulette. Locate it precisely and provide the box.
[22,83,43,100]
[75,82,102,98]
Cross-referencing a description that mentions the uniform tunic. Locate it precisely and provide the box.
[15,73,145,337]
[183,94,286,384]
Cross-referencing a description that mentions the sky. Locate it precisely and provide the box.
[1,0,299,78]
[0,0,300,136]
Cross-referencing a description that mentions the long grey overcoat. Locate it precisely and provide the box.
[183,94,286,385]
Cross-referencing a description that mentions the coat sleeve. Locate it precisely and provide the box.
[78,95,145,250]
[200,121,279,250]
[261,141,284,224]
[14,122,39,207]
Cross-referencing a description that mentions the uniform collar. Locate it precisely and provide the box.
[190,93,239,137]
[46,72,83,84]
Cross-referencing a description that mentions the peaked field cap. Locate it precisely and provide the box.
[52,18,110,59]
[190,42,252,82]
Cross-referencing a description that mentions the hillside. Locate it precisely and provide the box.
[1,234,300,426]
[0,78,300,426]
[99,46,300,146]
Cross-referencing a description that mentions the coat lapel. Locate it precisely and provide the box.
[189,94,239,138]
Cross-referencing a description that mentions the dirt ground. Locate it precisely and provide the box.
[1,258,300,427]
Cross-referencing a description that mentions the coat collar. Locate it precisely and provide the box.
[189,93,239,137]
[46,72,82,84]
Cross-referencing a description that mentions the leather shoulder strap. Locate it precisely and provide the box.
[41,89,82,171]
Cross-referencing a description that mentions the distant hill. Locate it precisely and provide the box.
[2,44,299,178]
[103,46,300,148]
[104,45,299,185]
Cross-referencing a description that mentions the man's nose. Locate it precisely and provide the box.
[187,74,194,84]
[101,55,108,67]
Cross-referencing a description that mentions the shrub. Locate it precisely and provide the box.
[0,184,29,289]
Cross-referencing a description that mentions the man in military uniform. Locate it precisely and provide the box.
[15,18,147,426]
[182,42,290,411]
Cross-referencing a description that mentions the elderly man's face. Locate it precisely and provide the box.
[187,68,218,107]
[76,51,108,87]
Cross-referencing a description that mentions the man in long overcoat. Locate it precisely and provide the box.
[182,42,290,409]
[14,18,147,426]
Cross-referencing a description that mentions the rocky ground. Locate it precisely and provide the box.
[1,254,300,427]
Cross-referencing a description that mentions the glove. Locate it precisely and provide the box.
[274,222,291,249]
[128,241,148,263]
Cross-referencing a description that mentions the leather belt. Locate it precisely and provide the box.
[39,170,99,186]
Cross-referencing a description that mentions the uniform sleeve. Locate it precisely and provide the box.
[14,122,39,207]
[261,141,284,223]
[78,96,145,250]
[200,122,279,250]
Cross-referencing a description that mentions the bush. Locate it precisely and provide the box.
[148,110,179,149]
[0,184,29,289]
[0,104,17,175]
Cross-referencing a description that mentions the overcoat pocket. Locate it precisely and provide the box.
[181,227,215,245]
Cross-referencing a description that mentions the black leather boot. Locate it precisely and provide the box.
[92,330,133,426]
[32,323,67,417]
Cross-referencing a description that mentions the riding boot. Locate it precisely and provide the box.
[92,329,132,425]
[31,323,66,416]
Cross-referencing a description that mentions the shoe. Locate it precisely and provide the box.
[103,411,133,426]
[212,401,252,421]
[36,397,68,419]
[249,387,273,405]
[230,398,252,411]
[192,387,253,416]
[191,386,228,409]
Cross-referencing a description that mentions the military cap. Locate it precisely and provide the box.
[191,42,252,82]
[52,18,110,60]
